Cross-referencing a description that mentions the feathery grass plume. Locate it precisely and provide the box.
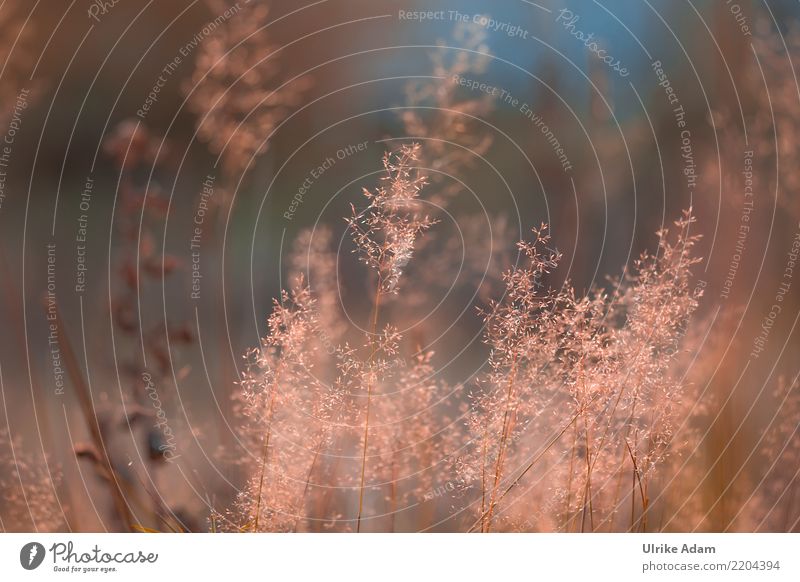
[185,0,311,180]
[328,343,450,532]
[223,278,348,532]
[228,279,318,531]
[461,211,703,532]
[347,142,435,531]
[0,430,64,532]
[581,212,701,532]
[584,210,702,532]
[543,212,701,534]
[460,224,562,532]
[373,349,455,530]
[348,143,436,296]
[329,326,402,531]
[224,143,437,531]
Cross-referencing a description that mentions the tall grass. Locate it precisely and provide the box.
[2,2,799,534]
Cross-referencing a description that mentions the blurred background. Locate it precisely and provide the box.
[0,0,798,532]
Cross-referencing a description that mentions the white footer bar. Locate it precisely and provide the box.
[1,533,797,580]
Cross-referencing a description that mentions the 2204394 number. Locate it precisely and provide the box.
[730,560,781,571]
